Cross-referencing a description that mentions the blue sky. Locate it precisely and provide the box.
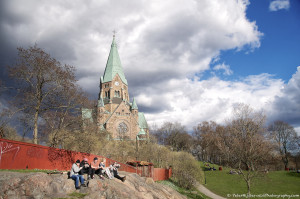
[0,0,299,133]
[212,0,300,82]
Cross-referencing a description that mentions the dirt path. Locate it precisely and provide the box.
[195,182,227,199]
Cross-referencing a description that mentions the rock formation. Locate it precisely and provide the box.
[0,171,186,199]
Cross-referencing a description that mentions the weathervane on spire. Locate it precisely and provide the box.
[113,30,117,38]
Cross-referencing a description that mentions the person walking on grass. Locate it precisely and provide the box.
[70,159,86,189]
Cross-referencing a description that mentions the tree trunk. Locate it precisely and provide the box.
[283,156,289,169]
[247,179,251,197]
[33,109,39,144]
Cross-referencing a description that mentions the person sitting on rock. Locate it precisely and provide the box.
[100,158,113,179]
[70,159,86,189]
[79,158,90,179]
[90,157,104,179]
[110,162,126,182]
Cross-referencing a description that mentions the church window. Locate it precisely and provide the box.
[114,90,120,97]
[105,91,110,99]
[118,122,128,140]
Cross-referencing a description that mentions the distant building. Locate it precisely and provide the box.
[93,35,149,140]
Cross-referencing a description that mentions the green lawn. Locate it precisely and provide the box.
[158,179,211,199]
[199,162,300,198]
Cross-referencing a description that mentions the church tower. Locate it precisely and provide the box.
[97,35,148,140]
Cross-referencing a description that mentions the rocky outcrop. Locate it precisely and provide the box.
[0,171,186,199]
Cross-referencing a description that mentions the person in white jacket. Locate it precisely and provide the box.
[70,159,86,189]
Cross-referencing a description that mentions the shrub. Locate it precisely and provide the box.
[171,151,203,189]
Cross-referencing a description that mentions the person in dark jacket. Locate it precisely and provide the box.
[79,158,91,179]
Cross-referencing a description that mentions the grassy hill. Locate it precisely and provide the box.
[199,162,300,198]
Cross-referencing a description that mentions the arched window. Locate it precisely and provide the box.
[118,122,128,140]
[114,90,120,97]
[105,91,110,99]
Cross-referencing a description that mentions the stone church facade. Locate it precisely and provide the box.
[95,36,148,140]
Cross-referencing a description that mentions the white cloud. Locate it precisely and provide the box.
[3,0,299,132]
[213,63,233,75]
[0,0,262,94]
[141,74,284,130]
[269,0,290,11]
[295,127,300,136]
[268,66,300,128]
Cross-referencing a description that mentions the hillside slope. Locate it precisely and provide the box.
[0,171,186,199]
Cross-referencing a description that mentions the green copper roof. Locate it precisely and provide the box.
[132,98,138,110]
[138,128,146,135]
[103,36,128,85]
[98,97,104,107]
[137,128,147,141]
[138,112,148,129]
[82,108,93,123]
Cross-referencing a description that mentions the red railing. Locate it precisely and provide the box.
[0,138,171,181]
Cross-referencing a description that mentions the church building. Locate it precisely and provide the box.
[96,35,149,140]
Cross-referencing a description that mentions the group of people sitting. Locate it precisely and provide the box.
[70,157,126,189]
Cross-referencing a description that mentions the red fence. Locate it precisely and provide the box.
[0,138,171,181]
[153,168,172,181]
[129,161,172,181]
[0,138,135,172]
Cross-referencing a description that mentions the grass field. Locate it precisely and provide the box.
[158,179,211,199]
[199,162,300,198]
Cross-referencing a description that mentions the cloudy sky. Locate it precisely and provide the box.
[0,0,299,132]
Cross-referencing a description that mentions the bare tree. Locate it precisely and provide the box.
[154,122,191,151]
[151,122,174,145]
[42,85,90,147]
[8,45,78,144]
[192,121,223,163]
[294,136,300,169]
[268,120,298,169]
[222,104,272,195]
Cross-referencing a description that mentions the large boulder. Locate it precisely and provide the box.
[0,171,186,199]
[0,172,74,199]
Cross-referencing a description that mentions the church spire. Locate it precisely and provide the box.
[98,96,104,107]
[132,97,138,110]
[102,35,128,85]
